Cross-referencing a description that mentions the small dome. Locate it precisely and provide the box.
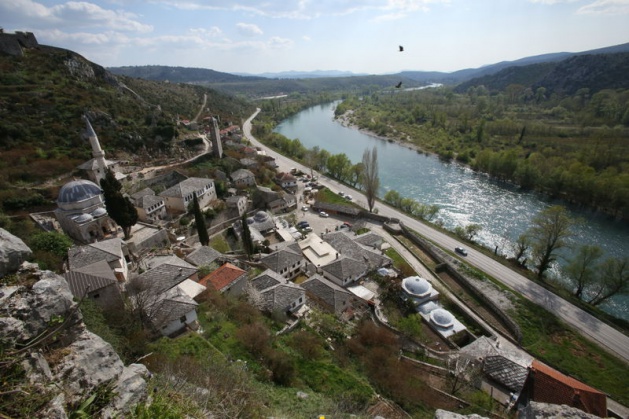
[74,213,94,223]
[58,179,102,203]
[254,211,269,222]
[91,207,107,217]
[246,217,254,225]
[430,309,454,329]
[402,276,431,297]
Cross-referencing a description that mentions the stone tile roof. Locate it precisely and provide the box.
[250,269,287,291]
[185,246,223,267]
[149,287,198,328]
[159,177,214,198]
[482,355,529,392]
[67,238,124,270]
[353,231,385,249]
[134,194,164,210]
[322,231,391,269]
[230,168,255,181]
[320,256,366,282]
[135,256,197,295]
[63,260,117,298]
[260,282,304,313]
[301,274,351,313]
[260,245,303,273]
[130,187,155,201]
[313,201,361,216]
[198,262,246,291]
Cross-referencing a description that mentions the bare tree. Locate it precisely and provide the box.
[361,146,380,213]
[587,257,629,306]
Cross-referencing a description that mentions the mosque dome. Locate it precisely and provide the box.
[254,211,269,222]
[57,179,102,204]
[401,276,431,298]
[91,207,107,217]
[73,213,94,224]
[430,308,454,329]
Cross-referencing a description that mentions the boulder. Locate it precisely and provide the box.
[0,228,32,277]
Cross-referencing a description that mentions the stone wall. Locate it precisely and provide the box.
[0,31,38,56]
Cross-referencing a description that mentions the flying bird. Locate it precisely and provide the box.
[399,45,404,52]
[395,81,402,88]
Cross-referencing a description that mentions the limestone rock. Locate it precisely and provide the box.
[0,228,32,277]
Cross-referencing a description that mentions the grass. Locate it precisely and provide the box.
[209,233,230,253]
[511,299,629,405]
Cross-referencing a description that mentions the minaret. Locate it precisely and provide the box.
[209,117,223,158]
[83,115,107,183]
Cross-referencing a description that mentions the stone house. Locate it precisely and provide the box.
[67,238,129,282]
[230,168,256,188]
[148,286,199,337]
[63,259,123,309]
[260,282,306,315]
[198,262,248,295]
[226,195,248,217]
[260,243,305,281]
[319,256,368,287]
[130,188,167,223]
[185,245,224,268]
[301,274,355,317]
[275,172,297,190]
[159,177,217,214]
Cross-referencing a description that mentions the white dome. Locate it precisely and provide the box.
[254,211,269,222]
[58,179,102,203]
[91,207,107,217]
[74,213,94,223]
[401,276,431,298]
[430,309,454,329]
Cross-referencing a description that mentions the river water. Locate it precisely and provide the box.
[274,101,629,320]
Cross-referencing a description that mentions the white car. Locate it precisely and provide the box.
[344,194,353,201]
[319,211,329,218]
[301,205,309,211]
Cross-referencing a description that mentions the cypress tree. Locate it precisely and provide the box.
[241,213,254,259]
[100,169,138,239]
[192,193,209,246]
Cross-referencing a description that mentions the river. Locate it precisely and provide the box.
[274,101,629,321]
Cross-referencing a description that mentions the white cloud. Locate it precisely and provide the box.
[0,0,152,32]
[236,22,264,37]
[577,0,629,14]
[268,36,294,49]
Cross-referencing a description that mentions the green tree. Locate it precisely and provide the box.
[565,245,603,300]
[100,170,138,239]
[587,257,629,306]
[192,193,209,246]
[327,153,351,181]
[527,205,576,280]
[29,231,73,257]
[361,146,380,213]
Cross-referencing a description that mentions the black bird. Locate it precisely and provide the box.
[399,45,404,52]
[395,81,402,88]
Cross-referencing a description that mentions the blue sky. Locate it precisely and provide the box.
[2,0,628,74]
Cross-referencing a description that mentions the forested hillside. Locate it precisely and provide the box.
[334,81,629,217]
[0,46,254,190]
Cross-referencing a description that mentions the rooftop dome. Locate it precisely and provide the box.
[73,213,94,224]
[254,211,269,222]
[401,276,431,298]
[91,207,107,217]
[430,308,454,329]
[58,179,102,204]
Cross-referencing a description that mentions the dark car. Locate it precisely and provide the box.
[455,247,468,256]
[297,221,310,228]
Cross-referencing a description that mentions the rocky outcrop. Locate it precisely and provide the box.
[1,260,149,418]
[0,228,32,277]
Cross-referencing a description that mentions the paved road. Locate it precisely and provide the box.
[243,108,629,365]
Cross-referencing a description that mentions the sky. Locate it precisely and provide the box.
[2,0,629,75]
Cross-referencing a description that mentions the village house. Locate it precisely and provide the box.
[301,274,357,317]
[226,195,248,217]
[130,188,167,223]
[62,259,123,309]
[198,262,248,295]
[185,245,224,268]
[230,168,256,188]
[159,177,217,214]
[275,172,298,191]
[319,256,368,287]
[259,282,306,315]
[260,243,305,281]
[67,238,129,282]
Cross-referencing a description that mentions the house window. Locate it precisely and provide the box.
[92,293,100,299]
[180,315,187,324]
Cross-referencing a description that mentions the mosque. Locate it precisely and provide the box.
[54,117,118,243]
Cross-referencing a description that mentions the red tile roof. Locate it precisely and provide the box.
[198,262,246,292]
[524,360,607,417]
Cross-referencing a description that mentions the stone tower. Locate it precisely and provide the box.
[209,117,223,159]
[83,115,108,183]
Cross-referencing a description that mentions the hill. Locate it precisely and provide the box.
[0,44,255,189]
[454,52,629,95]
[108,65,266,83]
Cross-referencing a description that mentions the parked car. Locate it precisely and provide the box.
[342,222,352,228]
[297,221,309,228]
[301,205,309,211]
[455,247,468,256]
[338,191,345,197]
[344,194,353,201]
[319,211,329,218]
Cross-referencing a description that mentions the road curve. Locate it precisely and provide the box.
[243,108,629,364]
